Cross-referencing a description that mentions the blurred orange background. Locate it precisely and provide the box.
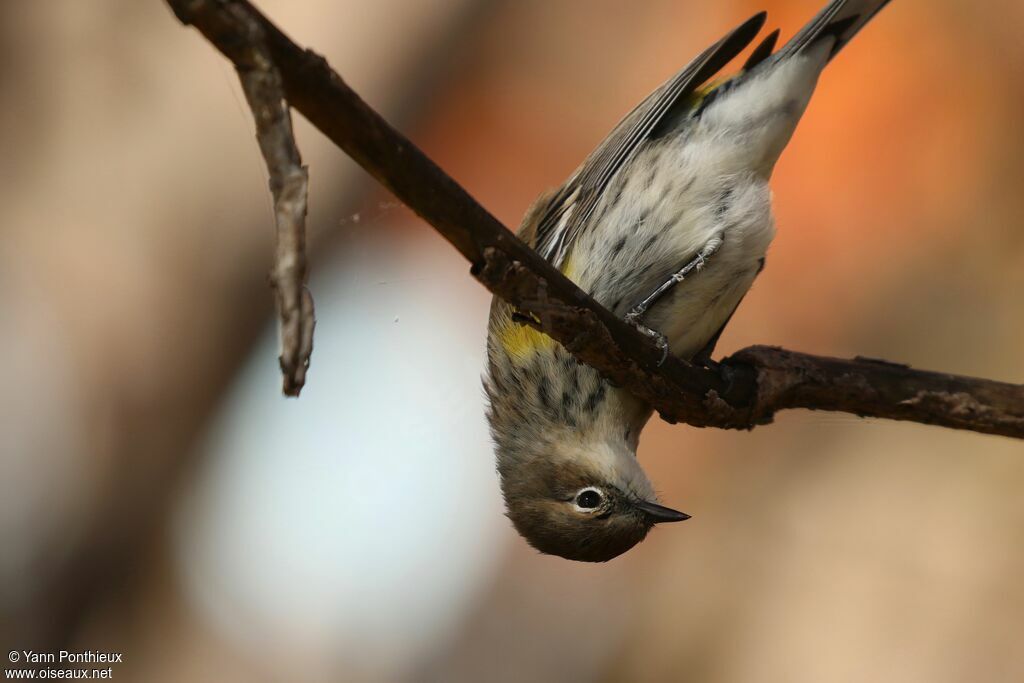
[1,1,1022,681]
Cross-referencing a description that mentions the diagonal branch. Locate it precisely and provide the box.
[165,0,1024,439]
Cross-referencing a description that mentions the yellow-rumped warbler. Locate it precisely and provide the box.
[485,0,891,562]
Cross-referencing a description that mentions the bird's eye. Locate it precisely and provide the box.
[574,487,604,510]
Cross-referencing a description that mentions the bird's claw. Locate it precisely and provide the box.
[624,314,671,366]
[652,333,670,366]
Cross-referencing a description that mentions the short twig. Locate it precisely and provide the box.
[226,3,314,396]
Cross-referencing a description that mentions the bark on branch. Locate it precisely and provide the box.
[165,0,1024,439]
[203,1,314,395]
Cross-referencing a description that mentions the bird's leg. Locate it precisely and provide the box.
[623,235,724,366]
[626,236,724,323]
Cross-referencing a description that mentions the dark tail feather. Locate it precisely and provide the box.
[743,28,781,71]
[777,0,892,63]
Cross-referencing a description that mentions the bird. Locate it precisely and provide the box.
[485,0,892,562]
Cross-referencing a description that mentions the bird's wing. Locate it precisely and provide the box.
[775,0,892,62]
[532,12,767,268]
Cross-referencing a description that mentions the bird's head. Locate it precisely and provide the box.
[498,439,689,562]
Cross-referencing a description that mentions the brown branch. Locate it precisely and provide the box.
[219,1,314,395]
[731,347,1024,436]
[165,0,1024,439]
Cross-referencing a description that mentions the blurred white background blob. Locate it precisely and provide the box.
[175,223,507,681]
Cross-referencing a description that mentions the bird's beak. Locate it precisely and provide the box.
[636,500,691,523]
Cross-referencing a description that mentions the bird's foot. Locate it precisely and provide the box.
[624,312,671,366]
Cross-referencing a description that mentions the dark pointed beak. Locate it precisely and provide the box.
[636,500,691,523]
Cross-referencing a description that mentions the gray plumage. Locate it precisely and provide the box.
[486,0,893,562]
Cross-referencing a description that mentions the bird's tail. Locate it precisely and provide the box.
[776,0,892,63]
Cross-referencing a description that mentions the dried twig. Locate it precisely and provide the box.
[166,0,1024,438]
[219,1,314,395]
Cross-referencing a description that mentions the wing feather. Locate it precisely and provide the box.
[533,12,767,267]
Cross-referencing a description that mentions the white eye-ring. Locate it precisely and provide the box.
[573,486,605,512]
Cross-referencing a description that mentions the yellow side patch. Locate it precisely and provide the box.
[497,250,577,362]
[497,321,554,362]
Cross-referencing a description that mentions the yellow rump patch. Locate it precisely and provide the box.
[691,76,735,108]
